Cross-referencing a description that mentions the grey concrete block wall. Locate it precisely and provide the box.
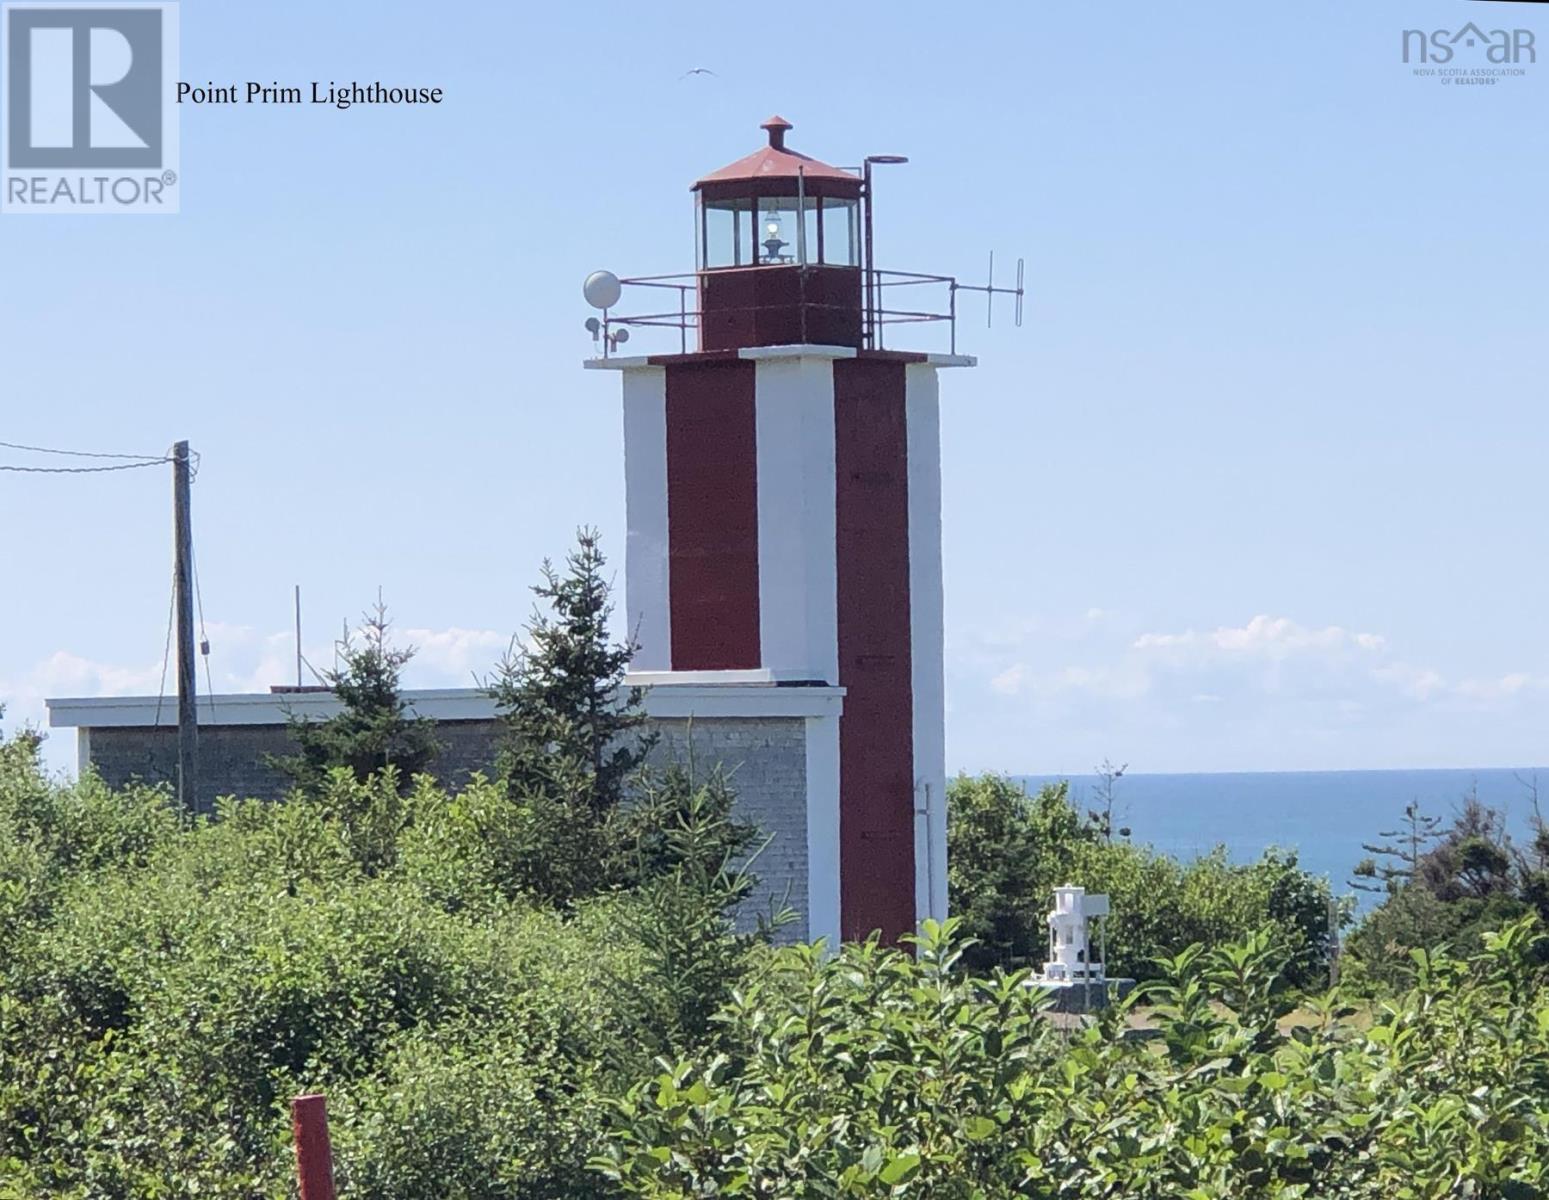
[83,718,506,813]
[81,714,812,942]
[86,724,295,811]
[645,717,809,943]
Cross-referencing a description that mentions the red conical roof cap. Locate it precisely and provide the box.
[761,115,792,148]
[694,117,860,192]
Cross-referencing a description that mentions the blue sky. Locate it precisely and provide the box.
[2,0,1546,776]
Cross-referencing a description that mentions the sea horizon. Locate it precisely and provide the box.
[1011,766,1547,902]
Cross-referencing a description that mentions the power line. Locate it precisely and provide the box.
[0,438,176,474]
[0,459,171,474]
[0,438,167,462]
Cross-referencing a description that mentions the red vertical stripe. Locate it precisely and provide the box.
[665,361,762,670]
[833,358,916,943]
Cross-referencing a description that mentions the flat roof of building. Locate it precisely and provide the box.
[47,677,846,728]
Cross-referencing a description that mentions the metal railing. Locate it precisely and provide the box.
[591,261,1023,358]
[604,274,698,354]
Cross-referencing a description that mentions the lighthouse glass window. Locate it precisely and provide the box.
[819,198,859,267]
[701,195,859,268]
[703,199,752,268]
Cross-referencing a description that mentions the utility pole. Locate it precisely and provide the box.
[173,441,198,814]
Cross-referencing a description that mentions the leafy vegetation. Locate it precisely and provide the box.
[0,727,764,1198]
[947,773,1337,989]
[9,712,1548,1200]
[1346,786,1549,991]
[6,537,1548,1195]
[599,916,1549,1198]
[0,532,769,1198]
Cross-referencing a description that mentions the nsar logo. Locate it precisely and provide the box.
[2,2,180,214]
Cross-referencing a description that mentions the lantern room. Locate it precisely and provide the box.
[692,116,865,351]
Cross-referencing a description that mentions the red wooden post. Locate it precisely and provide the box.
[291,1093,337,1200]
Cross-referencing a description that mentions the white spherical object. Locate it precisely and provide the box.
[583,270,622,310]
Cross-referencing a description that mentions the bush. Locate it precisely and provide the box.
[947,773,1337,988]
[329,1018,616,1200]
[1347,791,1549,991]
[0,538,772,1196]
[946,774,1092,969]
[0,727,759,1197]
[598,917,1549,1199]
[0,732,178,973]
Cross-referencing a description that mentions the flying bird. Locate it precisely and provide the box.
[679,68,717,80]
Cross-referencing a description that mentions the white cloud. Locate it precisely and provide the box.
[1049,664,1152,701]
[943,599,1549,771]
[989,664,1026,696]
[1,651,168,774]
[1132,615,1387,660]
[1455,672,1545,703]
[21,650,166,699]
[1371,662,1445,701]
[948,607,1549,767]
[402,627,512,683]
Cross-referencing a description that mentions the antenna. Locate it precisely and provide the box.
[294,584,303,689]
[950,252,1025,331]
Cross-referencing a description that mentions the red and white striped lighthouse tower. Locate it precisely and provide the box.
[587,117,1001,945]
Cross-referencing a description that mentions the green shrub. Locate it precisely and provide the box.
[599,917,1549,1199]
[328,1019,615,1200]
[947,774,1337,988]
[0,731,757,1198]
[1346,792,1549,991]
[946,775,1091,969]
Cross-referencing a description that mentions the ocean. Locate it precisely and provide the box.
[1013,768,1547,902]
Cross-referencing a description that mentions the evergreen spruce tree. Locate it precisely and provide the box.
[612,762,779,1052]
[1349,800,1444,894]
[485,528,653,902]
[272,599,440,794]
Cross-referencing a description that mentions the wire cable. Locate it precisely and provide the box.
[0,458,171,474]
[0,438,167,462]
[192,538,217,718]
[0,439,172,473]
[153,560,175,729]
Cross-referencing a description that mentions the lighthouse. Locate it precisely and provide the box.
[585,117,1011,945]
